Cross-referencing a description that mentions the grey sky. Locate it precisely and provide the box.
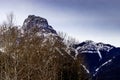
[0,0,120,46]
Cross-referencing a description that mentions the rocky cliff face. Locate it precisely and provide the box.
[22,15,57,34]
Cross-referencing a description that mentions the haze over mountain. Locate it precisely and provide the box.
[0,0,120,47]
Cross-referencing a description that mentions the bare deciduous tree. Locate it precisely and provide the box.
[0,14,89,80]
[7,13,15,27]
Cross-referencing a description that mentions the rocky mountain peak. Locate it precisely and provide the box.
[22,15,57,34]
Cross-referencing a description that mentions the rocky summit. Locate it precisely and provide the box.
[22,15,57,34]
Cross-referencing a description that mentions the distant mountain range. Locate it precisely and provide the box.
[22,15,120,80]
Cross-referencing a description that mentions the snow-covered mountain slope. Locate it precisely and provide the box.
[73,40,114,59]
[71,40,120,76]
[92,54,120,80]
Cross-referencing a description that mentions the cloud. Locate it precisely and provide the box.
[0,0,119,46]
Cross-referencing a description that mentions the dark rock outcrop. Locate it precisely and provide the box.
[22,15,57,34]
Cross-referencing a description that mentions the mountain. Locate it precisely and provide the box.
[21,15,87,80]
[92,54,120,80]
[72,40,120,79]
[1,14,119,80]
[21,15,61,47]
[22,15,120,80]
[1,15,82,80]
[22,15,57,34]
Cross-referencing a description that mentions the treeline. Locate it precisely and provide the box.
[0,14,90,80]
